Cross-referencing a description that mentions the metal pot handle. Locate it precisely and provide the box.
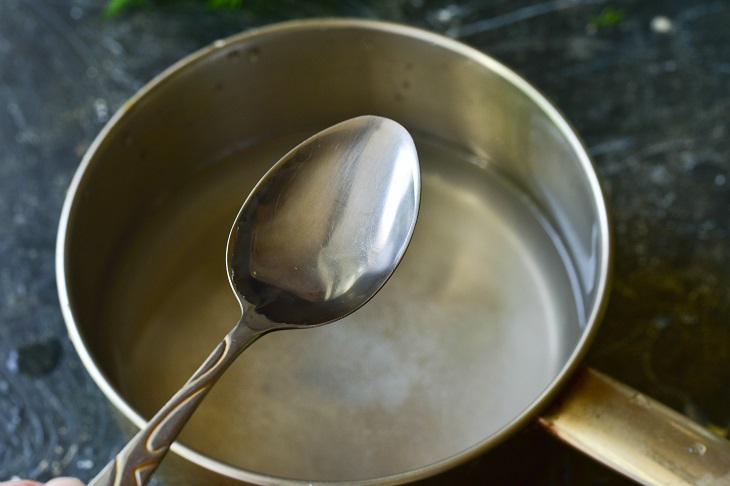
[539,367,730,485]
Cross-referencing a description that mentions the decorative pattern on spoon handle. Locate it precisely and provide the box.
[88,319,261,486]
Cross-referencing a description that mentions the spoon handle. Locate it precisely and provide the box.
[88,316,262,486]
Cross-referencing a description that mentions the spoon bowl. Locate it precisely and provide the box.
[229,116,420,327]
[88,115,420,486]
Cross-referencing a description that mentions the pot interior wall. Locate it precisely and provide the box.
[62,21,606,483]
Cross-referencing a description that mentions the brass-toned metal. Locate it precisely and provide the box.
[540,368,730,486]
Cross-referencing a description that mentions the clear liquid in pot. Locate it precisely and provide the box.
[101,132,582,481]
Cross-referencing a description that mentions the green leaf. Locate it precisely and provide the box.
[207,0,244,9]
[104,0,151,17]
[105,0,248,16]
[591,7,627,27]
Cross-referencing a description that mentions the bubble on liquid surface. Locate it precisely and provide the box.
[247,47,261,64]
[227,50,241,63]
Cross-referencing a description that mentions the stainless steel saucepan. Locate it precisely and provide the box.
[56,19,730,485]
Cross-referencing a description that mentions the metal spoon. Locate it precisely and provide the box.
[89,115,420,486]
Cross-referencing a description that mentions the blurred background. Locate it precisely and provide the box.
[1,0,729,484]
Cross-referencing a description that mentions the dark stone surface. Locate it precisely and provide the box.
[1,0,728,484]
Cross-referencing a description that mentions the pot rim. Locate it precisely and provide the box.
[56,17,613,486]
